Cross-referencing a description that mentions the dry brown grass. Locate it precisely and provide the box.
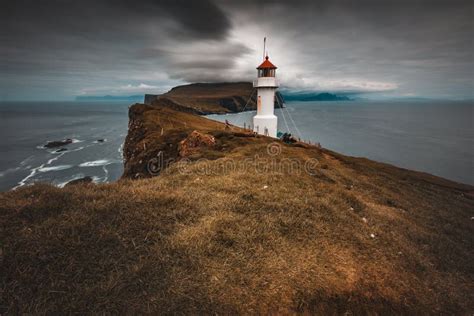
[1,104,473,314]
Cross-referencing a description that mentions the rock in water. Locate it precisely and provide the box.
[55,148,68,153]
[179,130,216,157]
[44,138,73,148]
[65,176,93,186]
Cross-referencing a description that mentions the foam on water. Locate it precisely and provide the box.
[15,164,44,189]
[79,159,111,167]
[93,139,107,144]
[57,174,85,188]
[102,165,109,182]
[38,165,73,172]
[57,174,102,188]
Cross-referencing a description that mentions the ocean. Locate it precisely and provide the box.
[0,102,129,191]
[0,100,472,191]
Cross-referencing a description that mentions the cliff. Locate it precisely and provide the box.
[1,86,473,314]
[144,82,285,114]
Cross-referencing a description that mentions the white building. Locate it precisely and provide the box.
[253,55,279,138]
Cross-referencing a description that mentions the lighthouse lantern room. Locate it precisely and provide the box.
[253,54,279,138]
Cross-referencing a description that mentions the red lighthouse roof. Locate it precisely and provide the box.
[257,56,277,69]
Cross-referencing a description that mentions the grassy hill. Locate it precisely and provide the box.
[1,101,473,314]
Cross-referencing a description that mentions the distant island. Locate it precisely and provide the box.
[75,95,144,101]
[282,92,351,102]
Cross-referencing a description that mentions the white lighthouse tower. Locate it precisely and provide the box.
[253,54,279,137]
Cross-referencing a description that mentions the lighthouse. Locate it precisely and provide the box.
[253,55,279,138]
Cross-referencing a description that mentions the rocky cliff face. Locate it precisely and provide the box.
[144,82,284,114]
[123,104,194,179]
[144,93,161,105]
[122,103,256,179]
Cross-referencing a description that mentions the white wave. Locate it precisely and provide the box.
[91,176,101,183]
[56,175,101,188]
[72,146,85,151]
[47,152,66,165]
[47,146,85,164]
[57,174,85,188]
[117,143,124,154]
[79,159,111,167]
[102,165,109,182]
[14,164,44,189]
[38,165,73,172]
[15,162,72,189]
[14,144,86,189]
[58,146,85,154]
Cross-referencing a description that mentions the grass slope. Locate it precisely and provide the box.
[1,104,473,314]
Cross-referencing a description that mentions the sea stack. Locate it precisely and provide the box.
[253,54,279,137]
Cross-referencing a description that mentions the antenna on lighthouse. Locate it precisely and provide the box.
[263,37,266,61]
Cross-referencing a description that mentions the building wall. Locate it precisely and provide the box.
[257,87,276,116]
[254,86,278,137]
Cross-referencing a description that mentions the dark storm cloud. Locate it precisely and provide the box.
[0,0,239,99]
[0,0,472,100]
[157,42,253,82]
[1,0,231,41]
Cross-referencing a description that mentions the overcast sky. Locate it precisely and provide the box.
[1,0,473,100]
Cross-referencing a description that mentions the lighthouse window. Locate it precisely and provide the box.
[258,69,275,77]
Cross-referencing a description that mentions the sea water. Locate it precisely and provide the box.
[208,100,474,185]
[0,101,129,191]
[0,100,472,191]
